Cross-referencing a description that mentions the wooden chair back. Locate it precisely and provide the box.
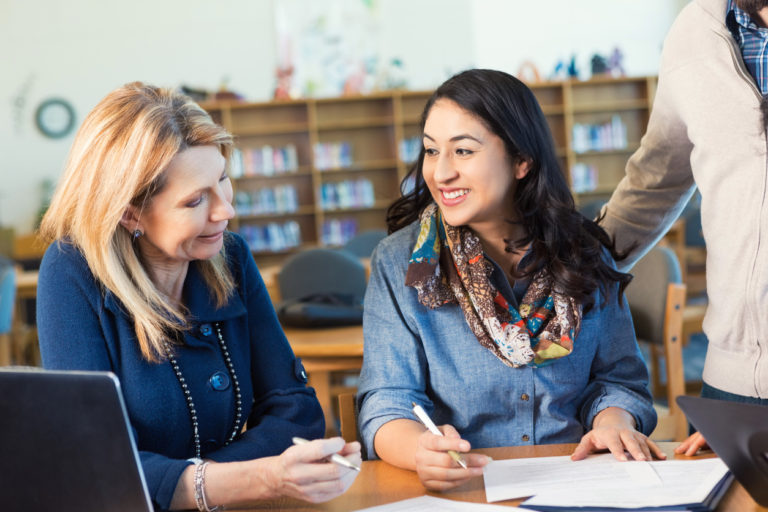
[626,246,688,442]
[338,392,358,443]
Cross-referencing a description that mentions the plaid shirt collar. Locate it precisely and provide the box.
[727,0,768,94]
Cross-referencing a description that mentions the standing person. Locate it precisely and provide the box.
[357,69,662,492]
[36,82,360,511]
[598,0,768,456]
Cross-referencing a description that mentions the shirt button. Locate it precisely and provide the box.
[522,434,530,442]
[521,393,529,401]
[209,371,231,391]
[200,323,213,336]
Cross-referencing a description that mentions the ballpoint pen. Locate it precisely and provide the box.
[292,437,361,472]
[411,402,468,469]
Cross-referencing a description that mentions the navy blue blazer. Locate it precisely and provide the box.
[37,233,324,510]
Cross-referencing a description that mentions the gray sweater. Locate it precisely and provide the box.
[601,0,768,398]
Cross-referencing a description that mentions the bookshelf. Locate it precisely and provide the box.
[202,76,656,265]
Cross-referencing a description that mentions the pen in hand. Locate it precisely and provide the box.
[292,437,361,472]
[411,402,468,469]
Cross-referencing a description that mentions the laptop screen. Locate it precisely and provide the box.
[0,369,153,512]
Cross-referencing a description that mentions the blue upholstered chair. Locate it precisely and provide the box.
[0,257,16,366]
[276,248,367,328]
[343,230,387,258]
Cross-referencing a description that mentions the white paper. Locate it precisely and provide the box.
[353,495,524,512]
[523,458,729,508]
[482,454,728,509]
[483,454,656,502]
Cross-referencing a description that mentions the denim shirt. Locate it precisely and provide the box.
[357,222,656,459]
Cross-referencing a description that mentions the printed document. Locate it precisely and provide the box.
[483,453,729,508]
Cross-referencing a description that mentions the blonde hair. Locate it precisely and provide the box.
[41,82,235,362]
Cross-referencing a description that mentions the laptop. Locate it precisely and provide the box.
[678,394,768,507]
[0,369,153,512]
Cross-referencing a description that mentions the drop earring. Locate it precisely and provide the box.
[132,229,143,242]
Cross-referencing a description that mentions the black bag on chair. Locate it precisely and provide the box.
[277,293,363,327]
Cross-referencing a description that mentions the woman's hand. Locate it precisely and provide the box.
[266,437,361,503]
[674,431,709,456]
[414,424,490,491]
[571,407,666,462]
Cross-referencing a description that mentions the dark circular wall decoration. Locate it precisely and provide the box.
[35,98,76,139]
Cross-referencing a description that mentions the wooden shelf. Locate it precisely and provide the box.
[316,159,398,173]
[402,115,423,125]
[237,207,316,220]
[203,77,656,264]
[540,105,566,115]
[235,123,310,136]
[235,168,313,180]
[572,99,649,113]
[321,201,390,213]
[316,117,394,130]
[572,145,641,156]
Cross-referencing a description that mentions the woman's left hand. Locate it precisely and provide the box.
[570,407,666,462]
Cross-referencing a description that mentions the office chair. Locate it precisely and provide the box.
[625,246,688,441]
[343,230,387,258]
[276,248,367,327]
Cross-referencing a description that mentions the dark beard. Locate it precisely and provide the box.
[735,0,768,14]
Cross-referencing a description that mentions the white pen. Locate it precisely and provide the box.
[292,437,361,472]
[411,402,468,469]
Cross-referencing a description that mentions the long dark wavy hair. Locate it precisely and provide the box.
[387,69,631,311]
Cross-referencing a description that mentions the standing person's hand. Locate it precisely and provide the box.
[413,424,490,491]
[674,432,709,456]
[266,437,361,503]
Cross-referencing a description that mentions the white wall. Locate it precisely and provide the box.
[0,0,682,233]
[472,0,681,79]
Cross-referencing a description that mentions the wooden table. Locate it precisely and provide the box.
[227,443,766,511]
[283,325,364,435]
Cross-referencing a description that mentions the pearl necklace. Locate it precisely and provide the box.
[165,322,243,460]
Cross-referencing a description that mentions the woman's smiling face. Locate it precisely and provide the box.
[133,145,234,267]
[421,99,529,230]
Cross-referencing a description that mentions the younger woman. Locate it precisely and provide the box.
[357,69,661,491]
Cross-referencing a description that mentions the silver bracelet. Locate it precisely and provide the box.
[200,462,221,512]
[193,461,206,512]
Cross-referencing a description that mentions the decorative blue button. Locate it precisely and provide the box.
[200,324,213,336]
[209,371,230,391]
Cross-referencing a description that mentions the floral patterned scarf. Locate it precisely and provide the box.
[405,203,581,367]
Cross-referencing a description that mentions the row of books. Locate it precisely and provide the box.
[319,179,376,211]
[238,221,302,253]
[571,115,628,154]
[230,145,300,177]
[398,136,421,164]
[321,218,359,246]
[570,163,599,193]
[313,142,353,170]
[234,186,299,216]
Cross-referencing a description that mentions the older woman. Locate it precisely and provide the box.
[37,83,360,511]
[357,69,662,491]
